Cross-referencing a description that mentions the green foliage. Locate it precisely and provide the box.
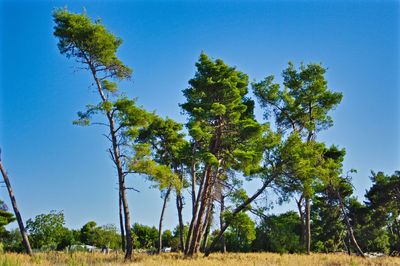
[181,53,263,175]
[131,223,158,249]
[363,171,400,253]
[224,212,256,252]
[1,229,23,252]
[26,210,66,250]
[348,198,390,254]
[79,221,120,249]
[53,8,132,79]
[0,201,15,236]
[253,211,303,253]
[162,230,173,248]
[253,62,342,135]
[80,221,97,246]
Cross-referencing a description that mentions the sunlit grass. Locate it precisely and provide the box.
[0,252,399,266]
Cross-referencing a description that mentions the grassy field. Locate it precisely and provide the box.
[0,252,399,266]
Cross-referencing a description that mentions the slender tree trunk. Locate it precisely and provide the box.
[89,65,133,260]
[176,193,185,252]
[205,176,275,256]
[0,159,33,256]
[335,189,365,257]
[119,193,126,252]
[305,196,311,254]
[200,201,213,252]
[191,159,197,216]
[158,186,171,254]
[220,194,226,253]
[296,196,305,248]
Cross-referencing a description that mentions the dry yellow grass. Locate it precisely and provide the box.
[0,252,399,266]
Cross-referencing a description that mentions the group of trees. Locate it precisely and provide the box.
[0,8,398,260]
[1,171,399,254]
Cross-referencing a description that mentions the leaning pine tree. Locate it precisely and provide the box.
[53,9,141,260]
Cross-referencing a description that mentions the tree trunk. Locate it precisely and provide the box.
[158,186,171,254]
[335,189,365,257]
[200,201,213,252]
[0,159,33,256]
[119,193,126,252]
[220,194,226,253]
[176,192,185,252]
[89,64,133,260]
[188,169,213,255]
[185,166,209,255]
[305,196,311,254]
[205,176,275,256]
[296,196,305,248]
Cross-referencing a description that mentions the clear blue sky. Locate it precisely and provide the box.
[0,0,399,230]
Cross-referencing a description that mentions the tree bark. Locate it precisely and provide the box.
[0,159,33,256]
[188,171,212,255]
[185,166,209,255]
[89,64,133,260]
[205,176,275,256]
[335,189,365,257]
[176,192,185,252]
[220,194,226,253]
[158,186,171,254]
[119,193,126,252]
[305,196,311,254]
[296,195,305,248]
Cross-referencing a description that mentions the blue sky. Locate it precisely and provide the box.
[0,0,399,231]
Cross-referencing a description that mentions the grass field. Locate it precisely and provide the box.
[0,252,399,266]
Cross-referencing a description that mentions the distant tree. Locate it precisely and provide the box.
[348,198,390,254]
[365,171,400,253]
[162,229,173,248]
[93,224,121,249]
[0,201,15,236]
[224,212,256,252]
[26,211,65,250]
[254,211,302,253]
[1,228,24,252]
[57,227,77,250]
[131,223,158,250]
[80,221,120,249]
[80,221,97,246]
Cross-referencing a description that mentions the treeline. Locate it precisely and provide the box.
[0,169,399,254]
[0,8,398,260]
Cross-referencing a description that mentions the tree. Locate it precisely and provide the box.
[253,211,302,253]
[224,212,256,252]
[364,171,399,253]
[26,210,65,250]
[137,116,187,253]
[80,221,121,249]
[253,62,343,254]
[53,9,142,260]
[0,153,33,255]
[181,53,266,256]
[80,221,98,246]
[162,229,173,248]
[1,228,24,252]
[348,198,390,254]
[131,223,158,250]
[0,201,15,236]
